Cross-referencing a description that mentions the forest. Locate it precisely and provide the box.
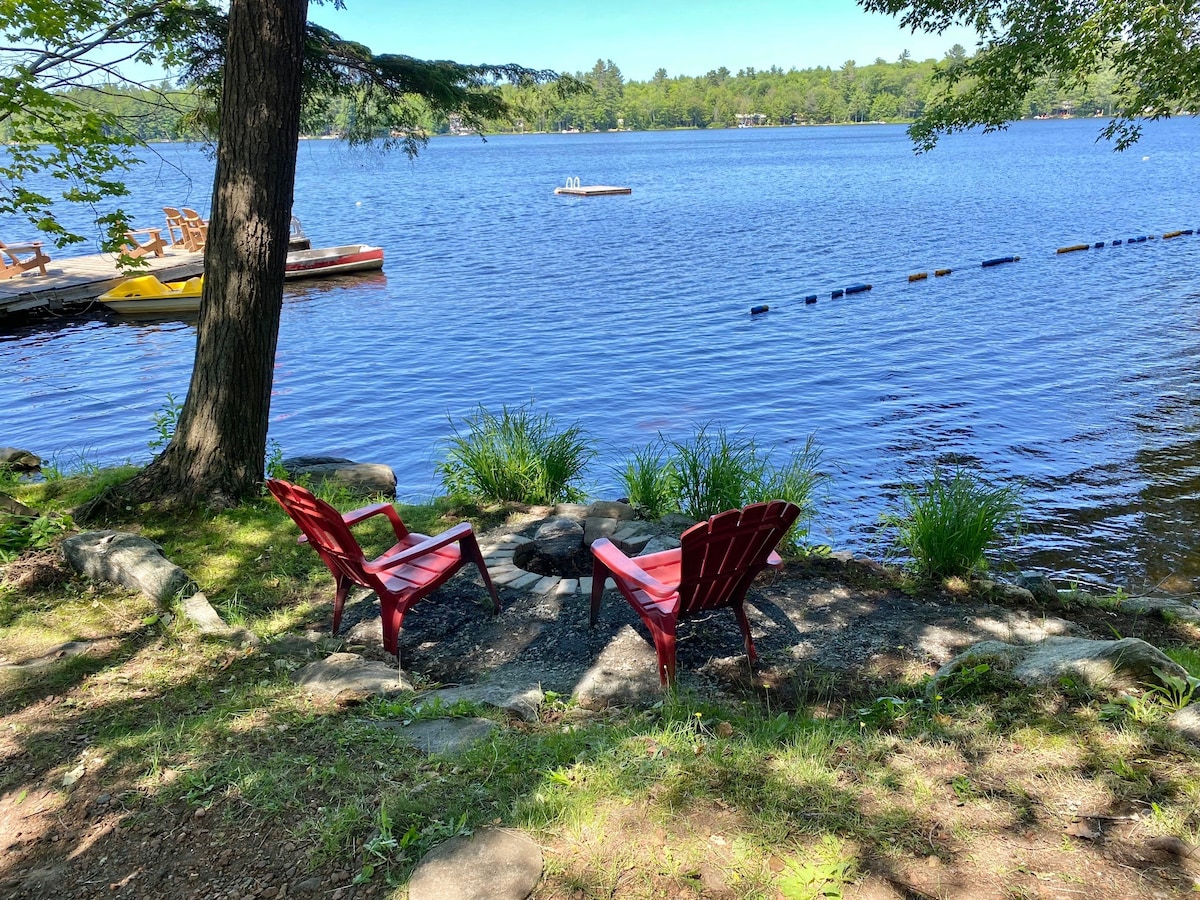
[32,46,1121,142]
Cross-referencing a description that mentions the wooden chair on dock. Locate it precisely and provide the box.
[0,239,51,280]
[180,208,208,252]
[121,228,167,259]
[162,207,188,247]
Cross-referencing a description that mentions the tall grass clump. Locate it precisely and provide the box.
[439,402,595,505]
[615,424,828,554]
[882,466,1022,580]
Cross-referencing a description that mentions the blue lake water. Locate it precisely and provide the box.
[2,119,1200,589]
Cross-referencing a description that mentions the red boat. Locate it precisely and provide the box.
[284,244,384,280]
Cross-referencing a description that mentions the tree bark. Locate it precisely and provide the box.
[92,0,309,514]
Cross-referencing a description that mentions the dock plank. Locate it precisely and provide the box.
[0,248,204,316]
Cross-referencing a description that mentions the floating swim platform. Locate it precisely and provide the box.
[554,176,631,196]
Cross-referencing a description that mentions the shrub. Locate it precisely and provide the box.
[615,442,676,520]
[882,466,1022,580]
[439,402,595,505]
[615,424,828,555]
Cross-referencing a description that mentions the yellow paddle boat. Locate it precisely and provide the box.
[98,275,203,315]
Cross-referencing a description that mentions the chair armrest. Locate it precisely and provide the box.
[340,501,397,526]
[365,522,474,572]
[3,242,42,252]
[591,539,675,600]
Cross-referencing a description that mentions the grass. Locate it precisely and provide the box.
[3,468,1200,896]
[882,465,1023,580]
[439,402,596,505]
[615,424,829,553]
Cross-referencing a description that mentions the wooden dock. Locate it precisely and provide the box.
[0,247,204,316]
[554,184,632,196]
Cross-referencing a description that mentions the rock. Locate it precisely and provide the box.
[928,637,1188,697]
[660,513,699,532]
[532,517,584,559]
[582,516,619,547]
[1168,705,1200,746]
[374,718,498,755]
[280,456,396,498]
[1116,597,1200,625]
[640,536,681,555]
[0,447,41,470]
[586,500,636,521]
[408,828,543,900]
[61,530,195,605]
[291,652,412,695]
[552,503,590,520]
[1017,573,1061,605]
[179,593,259,646]
[0,493,36,517]
[574,625,664,708]
[0,640,95,672]
[610,522,654,556]
[416,680,545,722]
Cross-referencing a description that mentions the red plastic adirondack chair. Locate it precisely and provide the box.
[590,500,801,685]
[267,478,500,655]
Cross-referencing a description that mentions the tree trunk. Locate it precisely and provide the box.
[97,0,309,513]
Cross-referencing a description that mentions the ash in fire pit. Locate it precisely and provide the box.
[513,517,593,578]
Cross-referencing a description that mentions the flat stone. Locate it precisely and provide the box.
[575,625,664,708]
[1169,705,1200,746]
[610,522,654,555]
[583,516,620,546]
[62,530,195,605]
[0,493,36,517]
[292,652,412,695]
[532,576,561,595]
[553,503,590,520]
[375,718,498,755]
[417,681,545,722]
[280,456,397,498]
[408,828,543,900]
[556,579,578,596]
[586,500,636,521]
[491,568,531,587]
[507,571,542,591]
[180,593,258,645]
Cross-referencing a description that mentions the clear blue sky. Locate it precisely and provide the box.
[307,1,979,82]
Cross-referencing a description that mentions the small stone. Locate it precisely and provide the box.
[194,806,207,818]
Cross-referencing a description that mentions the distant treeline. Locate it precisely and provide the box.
[12,49,1123,143]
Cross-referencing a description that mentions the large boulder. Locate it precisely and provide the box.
[280,455,396,498]
[0,447,41,470]
[61,530,195,605]
[929,637,1188,697]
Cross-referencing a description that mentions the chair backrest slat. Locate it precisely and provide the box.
[266,479,372,588]
[677,501,801,616]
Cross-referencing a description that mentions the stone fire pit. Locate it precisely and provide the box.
[479,501,689,597]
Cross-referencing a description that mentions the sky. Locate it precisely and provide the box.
[306,0,981,82]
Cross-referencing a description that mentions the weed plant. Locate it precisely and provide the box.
[439,402,595,505]
[616,425,828,553]
[882,466,1022,580]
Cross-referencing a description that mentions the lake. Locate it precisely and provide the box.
[2,119,1199,590]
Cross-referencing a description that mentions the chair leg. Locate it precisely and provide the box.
[648,620,678,686]
[332,575,352,635]
[461,533,501,613]
[732,603,758,664]
[589,559,609,626]
[379,594,402,656]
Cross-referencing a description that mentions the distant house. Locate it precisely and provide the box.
[735,113,769,127]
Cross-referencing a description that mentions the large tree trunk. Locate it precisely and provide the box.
[94,0,309,513]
